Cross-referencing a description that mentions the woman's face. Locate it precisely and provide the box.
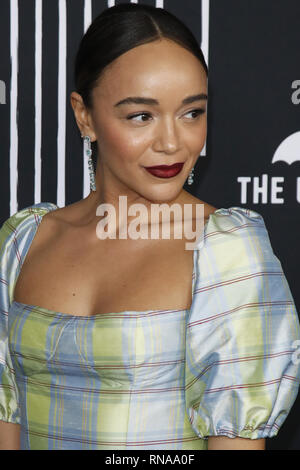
[74,38,208,204]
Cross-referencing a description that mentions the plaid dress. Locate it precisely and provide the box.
[0,203,300,450]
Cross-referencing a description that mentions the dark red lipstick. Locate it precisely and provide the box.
[144,162,184,178]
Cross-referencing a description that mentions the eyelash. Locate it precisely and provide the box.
[126,108,205,122]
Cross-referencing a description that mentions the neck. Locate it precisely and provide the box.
[81,185,188,235]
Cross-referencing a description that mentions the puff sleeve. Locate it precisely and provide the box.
[185,207,300,440]
[0,202,58,423]
[0,215,21,423]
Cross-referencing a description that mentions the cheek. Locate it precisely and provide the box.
[96,120,150,163]
[186,122,207,154]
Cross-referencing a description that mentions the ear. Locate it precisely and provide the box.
[70,91,97,142]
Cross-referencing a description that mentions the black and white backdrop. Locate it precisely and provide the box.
[0,0,299,450]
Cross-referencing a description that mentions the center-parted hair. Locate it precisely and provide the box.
[74,3,208,170]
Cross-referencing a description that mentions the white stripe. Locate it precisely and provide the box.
[130,0,138,3]
[34,0,42,204]
[156,0,164,7]
[10,0,18,216]
[200,0,210,157]
[83,0,92,198]
[84,0,92,34]
[201,0,210,69]
[107,0,115,7]
[57,0,66,207]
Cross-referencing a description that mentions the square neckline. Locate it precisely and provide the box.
[11,202,215,320]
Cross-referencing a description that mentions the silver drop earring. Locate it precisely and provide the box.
[82,135,97,192]
[187,167,194,186]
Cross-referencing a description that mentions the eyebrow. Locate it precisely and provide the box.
[114,93,208,107]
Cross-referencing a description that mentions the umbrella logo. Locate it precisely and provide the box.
[272,131,300,165]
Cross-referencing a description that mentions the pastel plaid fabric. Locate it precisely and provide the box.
[0,203,299,450]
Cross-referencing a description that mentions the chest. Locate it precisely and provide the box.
[13,227,197,316]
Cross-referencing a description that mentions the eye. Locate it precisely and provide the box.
[184,108,206,120]
[126,112,152,123]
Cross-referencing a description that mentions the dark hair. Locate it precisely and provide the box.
[74,3,208,171]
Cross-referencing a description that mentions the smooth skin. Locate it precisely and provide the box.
[0,420,20,450]
[1,38,265,450]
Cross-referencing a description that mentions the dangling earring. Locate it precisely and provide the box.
[82,135,96,192]
[187,167,194,186]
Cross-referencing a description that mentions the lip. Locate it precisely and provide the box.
[144,162,185,179]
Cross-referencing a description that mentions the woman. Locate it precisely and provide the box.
[0,4,299,450]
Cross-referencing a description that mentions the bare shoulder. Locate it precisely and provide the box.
[44,200,83,225]
[40,198,92,235]
[30,201,83,252]
[180,191,218,222]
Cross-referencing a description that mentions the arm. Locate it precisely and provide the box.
[208,436,265,450]
[185,209,300,447]
[0,420,21,450]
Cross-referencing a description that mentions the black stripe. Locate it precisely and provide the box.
[163,0,202,45]
[0,0,10,222]
[18,0,36,209]
[139,0,157,6]
[66,0,85,205]
[92,0,108,19]
[41,0,59,204]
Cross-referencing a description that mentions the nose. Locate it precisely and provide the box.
[153,117,182,155]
